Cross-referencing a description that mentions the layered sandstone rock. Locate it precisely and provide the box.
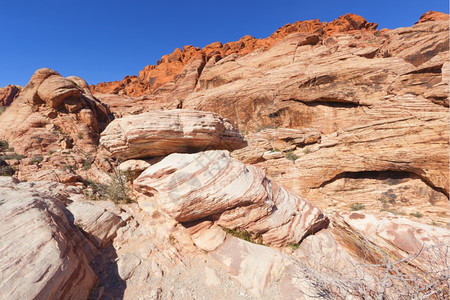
[100,110,247,160]
[0,85,21,106]
[91,13,379,98]
[133,150,328,247]
[0,177,97,299]
[0,68,112,183]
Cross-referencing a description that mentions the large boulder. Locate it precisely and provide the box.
[133,150,328,247]
[0,177,97,299]
[100,109,247,160]
[0,68,112,182]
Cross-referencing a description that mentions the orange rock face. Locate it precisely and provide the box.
[416,10,449,23]
[91,13,379,97]
[0,85,21,106]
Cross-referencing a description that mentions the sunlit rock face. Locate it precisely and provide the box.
[100,109,247,160]
[134,150,329,247]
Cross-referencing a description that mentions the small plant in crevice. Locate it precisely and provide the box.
[350,202,366,211]
[410,212,423,219]
[84,169,133,204]
[221,227,264,245]
[31,155,44,165]
[0,152,25,160]
[289,243,300,250]
[0,164,15,176]
[255,125,276,132]
[284,150,298,162]
[82,157,95,170]
[63,164,77,172]
[0,140,9,150]
[303,148,311,154]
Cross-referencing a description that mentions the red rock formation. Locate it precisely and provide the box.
[91,13,379,97]
[416,11,449,23]
[0,85,21,106]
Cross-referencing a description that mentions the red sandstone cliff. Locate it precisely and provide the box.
[91,13,378,96]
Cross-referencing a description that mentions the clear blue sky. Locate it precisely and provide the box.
[0,0,447,87]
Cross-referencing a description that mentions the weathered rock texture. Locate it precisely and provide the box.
[100,110,247,160]
[0,11,448,300]
[0,68,112,183]
[0,177,97,299]
[0,85,21,106]
[91,13,378,97]
[134,150,328,247]
[86,13,449,227]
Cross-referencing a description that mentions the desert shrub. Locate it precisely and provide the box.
[63,164,77,172]
[284,150,298,161]
[289,243,300,250]
[0,153,25,160]
[0,106,7,116]
[85,170,132,204]
[297,231,449,299]
[0,140,9,149]
[255,125,276,132]
[350,202,365,211]
[221,227,264,245]
[82,157,95,170]
[410,212,423,218]
[31,155,44,164]
[0,164,15,176]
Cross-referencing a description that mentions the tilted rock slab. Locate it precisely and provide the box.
[0,177,97,299]
[100,110,247,160]
[133,150,328,247]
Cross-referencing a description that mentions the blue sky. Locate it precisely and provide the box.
[0,0,448,87]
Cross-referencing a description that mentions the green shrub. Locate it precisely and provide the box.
[85,170,132,204]
[350,203,366,211]
[410,212,423,218]
[284,151,298,162]
[0,140,9,149]
[221,227,264,245]
[0,153,25,160]
[0,164,15,176]
[31,155,44,164]
[289,243,300,250]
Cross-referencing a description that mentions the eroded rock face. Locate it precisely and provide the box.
[0,68,112,183]
[0,85,21,106]
[332,211,450,292]
[0,177,97,299]
[133,150,328,247]
[91,13,379,98]
[100,110,247,160]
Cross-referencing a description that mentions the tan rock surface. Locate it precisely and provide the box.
[0,177,97,299]
[0,68,112,183]
[134,150,328,247]
[100,109,247,160]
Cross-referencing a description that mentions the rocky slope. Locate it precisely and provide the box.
[91,11,448,226]
[91,13,378,97]
[0,11,448,300]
